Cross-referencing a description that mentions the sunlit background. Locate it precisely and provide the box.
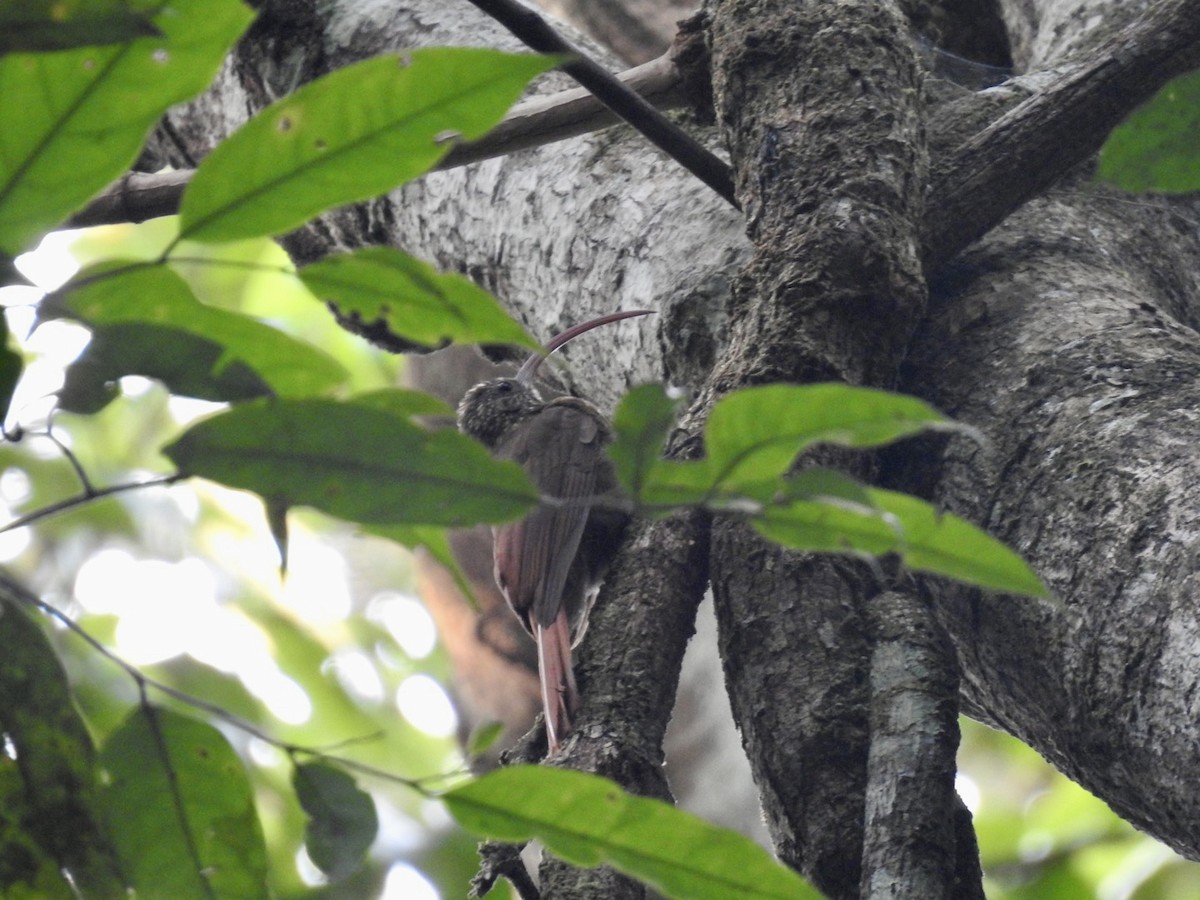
[2,221,467,899]
[2,222,1198,898]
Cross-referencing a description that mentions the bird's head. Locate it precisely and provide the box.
[457,309,654,448]
[456,377,543,448]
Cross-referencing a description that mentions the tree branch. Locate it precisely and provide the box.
[72,0,1200,260]
[115,0,1200,882]
[538,0,691,65]
[702,0,929,895]
[540,509,711,897]
[471,841,540,899]
[0,473,183,534]
[862,590,982,899]
[923,0,1200,271]
[443,48,687,168]
[463,0,737,208]
[67,51,690,230]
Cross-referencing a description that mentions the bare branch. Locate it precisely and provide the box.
[68,169,193,229]
[923,0,1200,271]
[863,590,982,898]
[67,52,691,230]
[464,0,737,207]
[442,50,687,168]
[0,473,183,534]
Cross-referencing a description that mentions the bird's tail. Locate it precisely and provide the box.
[536,609,579,754]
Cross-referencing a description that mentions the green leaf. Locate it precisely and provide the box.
[301,247,534,350]
[752,484,1048,597]
[777,467,876,508]
[749,490,899,558]
[444,766,820,900]
[293,763,379,880]
[265,496,290,576]
[870,488,1048,597]
[466,721,506,758]
[0,0,254,254]
[1097,69,1200,193]
[705,384,955,489]
[178,49,557,243]
[0,773,76,900]
[0,1,161,53]
[0,309,23,422]
[43,262,346,412]
[0,816,74,897]
[0,584,124,897]
[617,457,718,513]
[610,383,685,500]
[613,383,955,513]
[162,395,537,527]
[608,382,1043,595]
[350,387,455,419]
[98,705,268,899]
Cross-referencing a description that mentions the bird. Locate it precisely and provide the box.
[456,310,651,753]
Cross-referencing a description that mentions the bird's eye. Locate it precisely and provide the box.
[495,381,513,394]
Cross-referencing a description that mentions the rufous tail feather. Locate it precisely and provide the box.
[536,610,579,753]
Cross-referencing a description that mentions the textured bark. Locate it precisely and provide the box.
[894,184,1200,857]
[924,0,1200,271]
[538,0,698,64]
[533,511,710,897]
[702,1,928,895]
[148,0,1200,894]
[862,590,979,900]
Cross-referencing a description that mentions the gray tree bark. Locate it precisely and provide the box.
[539,0,697,64]
[150,0,1200,895]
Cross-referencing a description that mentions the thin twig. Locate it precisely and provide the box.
[464,0,738,208]
[7,575,440,792]
[0,473,184,534]
[41,419,97,495]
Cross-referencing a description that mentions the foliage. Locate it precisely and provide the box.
[0,0,254,255]
[1097,68,1200,193]
[162,395,538,529]
[0,3,1195,899]
[99,705,269,898]
[176,49,557,244]
[294,763,380,882]
[444,766,820,899]
[42,261,347,413]
[960,719,1200,899]
[609,383,1045,596]
[0,1,161,54]
[0,583,123,898]
[299,247,536,351]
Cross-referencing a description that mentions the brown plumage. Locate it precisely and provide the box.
[456,311,650,752]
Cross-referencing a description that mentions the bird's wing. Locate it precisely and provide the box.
[493,400,602,631]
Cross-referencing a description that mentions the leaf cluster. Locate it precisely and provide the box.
[611,384,1044,596]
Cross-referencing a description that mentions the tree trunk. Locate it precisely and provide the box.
[153,0,1200,894]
